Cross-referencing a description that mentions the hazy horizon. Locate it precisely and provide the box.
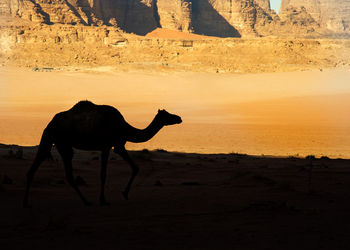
[2,68,350,157]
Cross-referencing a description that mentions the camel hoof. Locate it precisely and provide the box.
[122,191,128,200]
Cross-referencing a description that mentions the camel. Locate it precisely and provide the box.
[23,100,182,207]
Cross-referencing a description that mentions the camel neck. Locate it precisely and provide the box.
[126,116,163,143]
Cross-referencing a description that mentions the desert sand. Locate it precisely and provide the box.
[1,144,350,249]
[146,28,215,40]
[1,67,350,157]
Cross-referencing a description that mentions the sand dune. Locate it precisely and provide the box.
[146,28,215,39]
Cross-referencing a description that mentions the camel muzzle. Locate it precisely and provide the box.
[173,116,182,124]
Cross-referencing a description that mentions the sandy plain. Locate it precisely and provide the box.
[1,66,350,157]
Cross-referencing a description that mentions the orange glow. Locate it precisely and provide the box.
[1,67,350,157]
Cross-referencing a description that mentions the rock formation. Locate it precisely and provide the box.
[255,0,270,11]
[280,0,350,34]
[1,0,350,37]
[156,0,193,33]
[0,0,272,37]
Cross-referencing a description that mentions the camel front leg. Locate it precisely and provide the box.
[115,147,139,200]
[56,145,92,206]
[100,149,110,205]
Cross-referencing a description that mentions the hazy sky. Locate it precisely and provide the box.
[270,0,282,12]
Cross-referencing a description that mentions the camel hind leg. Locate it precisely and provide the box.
[115,147,139,200]
[23,129,52,208]
[56,144,92,206]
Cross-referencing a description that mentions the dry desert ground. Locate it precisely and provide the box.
[1,145,350,249]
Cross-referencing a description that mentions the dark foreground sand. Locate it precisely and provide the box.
[1,144,350,250]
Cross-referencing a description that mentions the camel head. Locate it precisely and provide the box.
[157,109,182,126]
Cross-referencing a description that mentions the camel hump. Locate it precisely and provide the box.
[71,100,96,111]
[68,100,125,122]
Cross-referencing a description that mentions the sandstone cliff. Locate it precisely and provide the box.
[255,0,270,11]
[1,0,350,37]
[280,0,350,34]
[1,23,349,73]
[0,0,275,37]
[156,0,193,33]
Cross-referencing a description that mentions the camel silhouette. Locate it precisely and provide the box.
[23,100,182,207]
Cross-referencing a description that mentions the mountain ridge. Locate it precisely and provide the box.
[1,0,349,37]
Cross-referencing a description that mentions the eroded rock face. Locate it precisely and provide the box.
[156,0,275,37]
[1,0,263,37]
[280,0,350,33]
[1,0,349,37]
[192,0,243,37]
[2,22,350,74]
[255,0,270,11]
[190,0,275,37]
[0,0,48,23]
[157,0,193,32]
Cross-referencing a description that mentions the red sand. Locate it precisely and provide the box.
[146,28,217,40]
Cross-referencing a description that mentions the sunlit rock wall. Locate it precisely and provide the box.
[280,0,350,33]
[156,0,193,32]
[255,0,270,11]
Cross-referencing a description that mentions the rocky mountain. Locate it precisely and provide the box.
[280,0,350,34]
[255,0,270,11]
[1,0,349,37]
